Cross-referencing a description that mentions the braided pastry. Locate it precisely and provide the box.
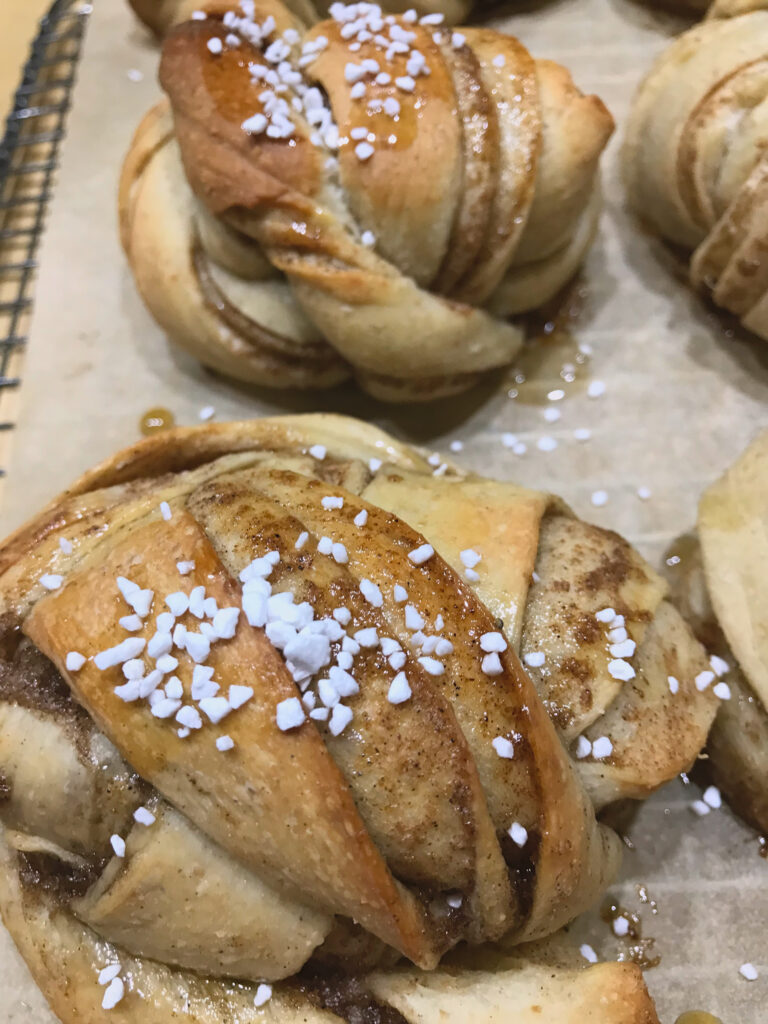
[624,9,768,341]
[129,0,478,35]
[119,1,613,401]
[672,430,768,834]
[0,414,711,1019]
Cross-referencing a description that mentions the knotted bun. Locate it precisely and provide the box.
[0,414,710,1020]
[120,1,612,400]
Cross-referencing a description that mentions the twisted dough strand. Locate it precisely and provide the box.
[624,10,768,339]
[672,430,768,835]
[120,1,612,399]
[0,838,661,1023]
[0,414,713,1020]
[129,0,477,35]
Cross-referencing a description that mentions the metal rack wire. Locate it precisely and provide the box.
[0,0,90,481]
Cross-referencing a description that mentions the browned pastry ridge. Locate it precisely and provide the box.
[635,0,768,20]
[672,430,768,834]
[129,0,482,34]
[0,414,713,1021]
[631,0,708,17]
[623,6,768,341]
[708,0,768,16]
[119,0,613,401]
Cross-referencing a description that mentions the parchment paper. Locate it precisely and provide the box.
[1,0,766,1020]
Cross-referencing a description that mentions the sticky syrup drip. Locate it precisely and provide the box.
[140,407,175,436]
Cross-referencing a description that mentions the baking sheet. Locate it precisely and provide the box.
[1,0,766,1019]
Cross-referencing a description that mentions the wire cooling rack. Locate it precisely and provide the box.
[0,0,90,482]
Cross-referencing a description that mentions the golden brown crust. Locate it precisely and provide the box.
[707,668,768,832]
[0,414,712,1021]
[708,0,768,18]
[118,94,349,390]
[24,513,443,966]
[128,0,476,35]
[0,838,341,1023]
[692,429,768,832]
[624,10,768,339]
[0,414,427,579]
[129,0,239,37]
[120,2,612,401]
[0,835,660,1023]
[671,535,768,833]
[522,515,718,809]
[367,952,662,1023]
[698,430,768,710]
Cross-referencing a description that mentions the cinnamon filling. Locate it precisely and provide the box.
[17,850,103,903]
[294,971,410,1024]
